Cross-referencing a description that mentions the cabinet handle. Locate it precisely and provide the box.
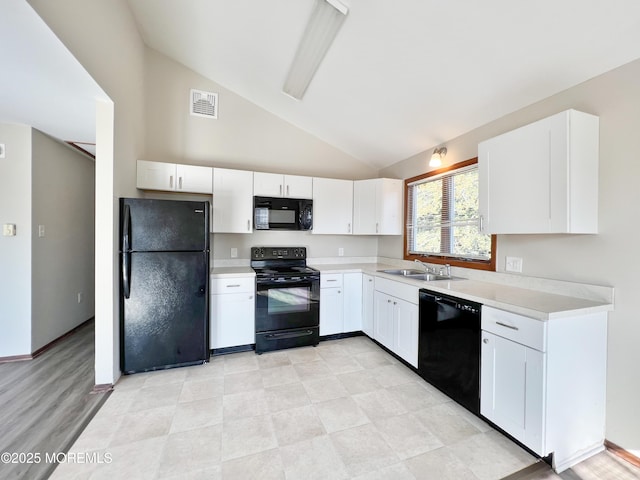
[226,284,241,288]
[387,299,391,303]
[496,321,519,331]
[247,219,251,231]
[178,176,183,189]
[280,185,283,196]
[326,279,337,282]
[348,223,351,233]
[376,222,379,233]
[249,295,253,300]
[338,290,341,294]
[286,185,290,196]
[393,301,397,305]
[479,215,484,232]
[368,278,373,282]
[483,338,489,344]
[170,175,174,189]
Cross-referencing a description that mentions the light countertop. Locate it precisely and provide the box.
[210,262,613,320]
[210,266,255,278]
[310,263,613,321]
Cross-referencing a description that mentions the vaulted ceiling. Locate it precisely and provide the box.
[2,1,640,169]
[127,0,640,168]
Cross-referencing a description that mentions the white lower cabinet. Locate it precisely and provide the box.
[362,274,375,337]
[210,276,255,349]
[320,275,343,336]
[320,273,362,335]
[343,273,363,333]
[481,330,545,453]
[481,305,607,473]
[373,277,419,367]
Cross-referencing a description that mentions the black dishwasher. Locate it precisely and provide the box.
[418,289,482,415]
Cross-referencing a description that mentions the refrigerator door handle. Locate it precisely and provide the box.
[122,204,132,299]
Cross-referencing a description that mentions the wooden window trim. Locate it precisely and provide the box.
[403,157,496,271]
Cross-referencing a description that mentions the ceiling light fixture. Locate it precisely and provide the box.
[429,147,447,167]
[282,0,348,100]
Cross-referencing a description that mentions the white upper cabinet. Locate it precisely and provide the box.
[478,109,599,234]
[137,160,213,194]
[212,168,253,233]
[353,178,403,235]
[312,177,354,234]
[254,172,312,199]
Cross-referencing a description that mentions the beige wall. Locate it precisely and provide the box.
[143,48,377,180]
[142,48,381,262]
[29,0,145,383]
[381,58,640,454]
[31,130,95,351]
[0,124,32,356]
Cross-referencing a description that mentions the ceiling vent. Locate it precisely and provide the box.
[190,89,218,119]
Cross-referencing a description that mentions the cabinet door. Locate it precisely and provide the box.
[353,179,377,234]
[373,291,394,350]
[376,178,403,235]
[481,331,545,454]
[320,287,343,336]
[343,273,363,332]
[212,168,253,233]
[210,292,255,348]
[176,164,213,194]
[478,118,552,234]
[393,298,418,367]
[312,177,354,234]
[136,160,176,191]
[362,274,375,337]
[254,172,284,197]
[284,174,313,199]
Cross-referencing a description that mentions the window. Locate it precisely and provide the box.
[404,158,495,270]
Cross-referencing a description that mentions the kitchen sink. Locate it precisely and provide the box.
[378,269,461,281]
[378,269,425,276]
[405,273,461,281]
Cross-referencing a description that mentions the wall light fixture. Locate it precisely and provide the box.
[429,147,447,167]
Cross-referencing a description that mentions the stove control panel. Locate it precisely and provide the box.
[251,246,307,260]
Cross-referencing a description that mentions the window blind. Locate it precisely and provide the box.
[407,165,490,260]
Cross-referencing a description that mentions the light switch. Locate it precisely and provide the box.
[230,247,238,258]
[3,223,16,236]
[38,224,45,237]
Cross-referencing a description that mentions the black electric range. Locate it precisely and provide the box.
[250,247,320,353]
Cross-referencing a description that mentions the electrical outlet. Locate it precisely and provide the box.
[338,247,344,257]
[230,247,238,258]
[505,256,523,273]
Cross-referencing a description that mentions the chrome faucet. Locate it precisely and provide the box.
[414,259,430,273]
[438,264,451,277]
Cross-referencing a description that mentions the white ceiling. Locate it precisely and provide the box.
[0,0,107,156]
[127,0,640,168]
[2,1,640,169]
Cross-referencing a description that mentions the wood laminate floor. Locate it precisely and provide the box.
[0,320,110,480]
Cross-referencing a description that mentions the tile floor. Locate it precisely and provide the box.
[51,336,540,479]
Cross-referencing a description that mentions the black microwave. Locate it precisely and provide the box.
[254,196,313,231]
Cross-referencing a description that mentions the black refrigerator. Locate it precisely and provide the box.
[120,198,210,374]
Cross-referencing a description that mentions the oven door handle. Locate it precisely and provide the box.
[265,330,315,340]
[257,277,318,285]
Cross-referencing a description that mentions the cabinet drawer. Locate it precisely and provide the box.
[321,273,343,288]
[211,277,255,294]
[374,277,418,305]
[482,306,546,352]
